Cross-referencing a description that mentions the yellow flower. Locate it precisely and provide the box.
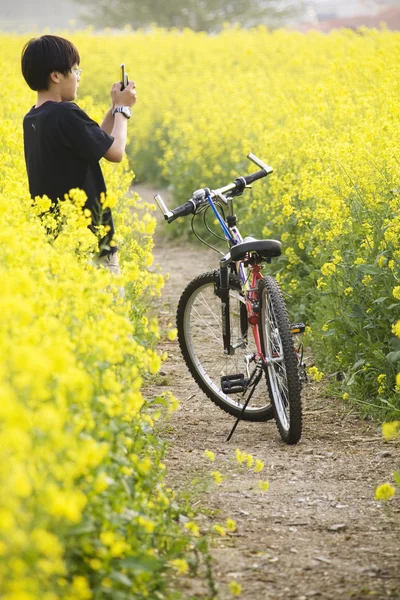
[167,328,178,341]
[211,470,223,484]
[361,274,372,286]
[377,373,386,395]
[246,454,254,468]
[100,531,115,547]
[377,255,386,268]
[203,449,215,462]
[137,516,155,533]
[321,262,336,276]
[307,366,324,381]
[184,521,200,537]
[344,287,353,296]
[89,558,102,570]
[332,253,342,265]
[110,540,129,557]
[229,581,243,596]
[375,483,395,501]
[258,480,270,492]
[392,321,400,338]
[342,393,349,400]
[94,472,109,494]
[253,459,264,473]
[169,558,189,575]
[71,576,91,600]
[392,286,400,300]
[214,524,226,536]
[225,518,237,532]
[235,448,246,465]
[382,421,400,440]
[120,465,133,476]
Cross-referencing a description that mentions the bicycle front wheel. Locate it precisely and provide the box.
[258,276,302,444]
[177,271,274,421]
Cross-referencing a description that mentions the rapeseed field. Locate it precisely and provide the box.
[0,31,203,600]
[76,25,398,416]
[0,25,399,597]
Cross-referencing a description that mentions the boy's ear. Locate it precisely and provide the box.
[49,71,61,84]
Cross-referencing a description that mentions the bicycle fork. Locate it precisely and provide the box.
[218,257,232,355]
[217,258,262,357]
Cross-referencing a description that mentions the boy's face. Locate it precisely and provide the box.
[57,63,81,101]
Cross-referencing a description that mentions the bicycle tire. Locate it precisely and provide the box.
[177,271,274,422]
[258,276,302,444]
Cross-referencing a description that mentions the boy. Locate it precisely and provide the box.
[21,34,137,274]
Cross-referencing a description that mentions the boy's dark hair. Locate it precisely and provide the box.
[21,35,80,91]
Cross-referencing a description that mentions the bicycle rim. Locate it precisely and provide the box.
[259,276,302,443]
[177,272,273,421]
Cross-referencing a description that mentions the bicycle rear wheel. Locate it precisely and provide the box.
[258,276,302,444]
[177,271,274,421]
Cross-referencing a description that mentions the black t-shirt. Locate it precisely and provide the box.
[23,101,116,254]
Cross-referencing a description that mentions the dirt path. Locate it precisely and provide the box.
[135,184,400,600]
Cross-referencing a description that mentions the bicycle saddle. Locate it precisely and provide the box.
[230,236,282,261]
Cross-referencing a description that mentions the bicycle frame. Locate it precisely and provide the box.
[209,190,266,361]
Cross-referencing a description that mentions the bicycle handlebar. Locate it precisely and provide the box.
[243,168,268,185]
[154,153,273,224]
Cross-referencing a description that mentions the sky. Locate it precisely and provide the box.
[0,0,398,32]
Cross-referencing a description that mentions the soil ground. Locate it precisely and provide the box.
[135,184,400,600]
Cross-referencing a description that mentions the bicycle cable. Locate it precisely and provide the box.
[190,203,228,255]
[203,204,227,242]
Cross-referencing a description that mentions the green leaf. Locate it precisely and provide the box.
[393,471,400,488]
[357,264,381,275]
[389,337,400,351]
[322,329,336,337]
[110,572,133,587]
[346,373,356,387]
[67,520,96,536]
[372,297,388,304]
[120,556,160,574]
[386,350,400,363]
[349,304,364,318]
[352,359,366,371]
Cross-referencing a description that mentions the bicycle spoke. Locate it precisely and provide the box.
[178,275,273,418]
[259,275,302,443]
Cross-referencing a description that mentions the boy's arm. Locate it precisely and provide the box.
[104,113,128,163]
[103,82,137,163]
[101,106,115,135]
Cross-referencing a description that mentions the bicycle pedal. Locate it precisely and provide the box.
[290,322,306,334]
[221,374,250,394]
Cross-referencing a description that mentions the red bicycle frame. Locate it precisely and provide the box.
[244,263,264,360]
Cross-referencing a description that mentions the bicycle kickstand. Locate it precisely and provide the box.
[226,369,263,442]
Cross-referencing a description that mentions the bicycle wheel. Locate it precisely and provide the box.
[177,271,274,421]
[258,276,302,444]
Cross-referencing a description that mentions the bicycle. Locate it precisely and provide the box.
[154,153,307,444]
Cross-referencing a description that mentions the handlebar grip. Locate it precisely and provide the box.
[168,200,196,222]
[243,169,268,186]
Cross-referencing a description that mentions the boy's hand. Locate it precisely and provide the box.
[111,81,137,109]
